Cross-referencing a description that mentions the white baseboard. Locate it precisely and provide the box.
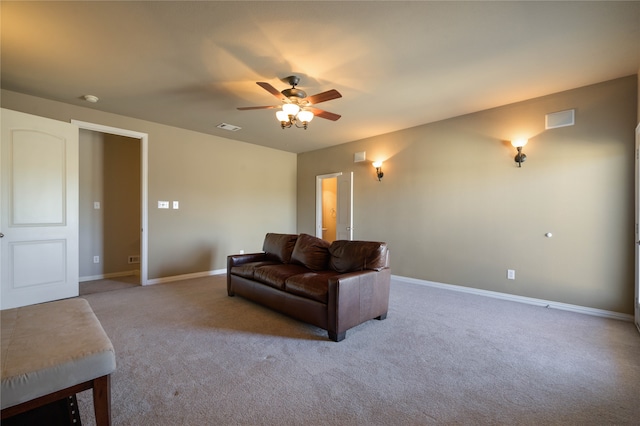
[80,270,139,282]
[392,275,634,322]
[132,269,635,323]
[145,268,226,285]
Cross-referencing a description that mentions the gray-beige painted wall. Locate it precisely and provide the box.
[2,89,297,280]
[2,75,637,313]
[298,76,638,314]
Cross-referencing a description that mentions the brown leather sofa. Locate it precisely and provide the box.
[227,233,391,341]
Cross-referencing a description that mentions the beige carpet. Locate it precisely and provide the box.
[76,274,640,425]
[80,275,140,295]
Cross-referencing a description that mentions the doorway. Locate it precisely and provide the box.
[72,120,149,285]
[316,172,353,242]
[321,177,338,242]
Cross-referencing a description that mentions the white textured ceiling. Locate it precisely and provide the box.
[2,1,639,153]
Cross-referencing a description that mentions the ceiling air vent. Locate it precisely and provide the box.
[216,123,241,131]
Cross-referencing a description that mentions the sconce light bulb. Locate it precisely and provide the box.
[511,138,528,148]
[372,161,383,168]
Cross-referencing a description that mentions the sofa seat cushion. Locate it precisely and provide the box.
[285,271,340,304]
[231,261,279,279]
[254,264,309,290]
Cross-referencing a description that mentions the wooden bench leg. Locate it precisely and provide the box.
[93,375,111,426]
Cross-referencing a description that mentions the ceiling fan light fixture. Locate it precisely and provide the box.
[297,110,314,123]
[276,110,289,122]
[238,76,342,130]
[282,103,300,115]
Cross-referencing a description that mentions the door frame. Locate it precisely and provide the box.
[635,123,640,334]
[71,120,149,285]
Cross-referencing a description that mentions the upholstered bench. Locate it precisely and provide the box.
[1,298,116,425]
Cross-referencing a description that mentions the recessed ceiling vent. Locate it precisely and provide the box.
[545,109,575,129]
[217,123,241,131]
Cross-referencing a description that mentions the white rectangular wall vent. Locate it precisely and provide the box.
[354,151,366,163]
[545,109,575,129]
[216,123,242,131]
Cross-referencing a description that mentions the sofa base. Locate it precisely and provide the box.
[329,331,346,342]
[229,274,330,334]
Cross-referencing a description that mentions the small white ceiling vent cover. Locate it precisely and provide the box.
[217,123,241,131]
[545,109,575,129]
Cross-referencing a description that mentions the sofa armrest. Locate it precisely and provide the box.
[227,252,267,269]
[327,268,391,341]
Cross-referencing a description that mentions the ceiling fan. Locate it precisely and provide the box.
[237,76,342,129]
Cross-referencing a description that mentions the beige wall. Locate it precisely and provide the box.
[298,75,638,314]
[2,89,297,280]
[79,130,141,279]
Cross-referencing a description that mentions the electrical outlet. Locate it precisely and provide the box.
[93,256,100,264]
[507,269,515,280]
[128,255,140,264]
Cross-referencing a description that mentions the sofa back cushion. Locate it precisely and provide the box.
[328,240,389,273]
[262,233,298,263]
[290,233,331,271]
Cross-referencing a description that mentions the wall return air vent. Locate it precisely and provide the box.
[545,109,575,130]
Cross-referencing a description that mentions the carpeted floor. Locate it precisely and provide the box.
[79,275,140,295]
[76,274,640,425]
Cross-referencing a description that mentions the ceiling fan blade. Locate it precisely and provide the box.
[257,82,287,101]
[308,107,341,121]
[237,105,279,110]
[305,89,342,105]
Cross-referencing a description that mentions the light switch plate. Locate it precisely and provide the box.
[158,201,169,209]
[173,201,179,209]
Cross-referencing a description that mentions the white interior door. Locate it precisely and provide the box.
[635,123,640,334]
[316,172,353,241]
[1,108,79,309]
[336,172,353,241]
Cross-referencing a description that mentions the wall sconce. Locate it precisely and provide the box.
[511,139,528,167]
[372,161,384,181]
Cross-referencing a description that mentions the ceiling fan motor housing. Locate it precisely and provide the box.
[281,88,307,100]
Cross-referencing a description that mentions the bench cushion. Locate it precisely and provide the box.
[1,298,116,410]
